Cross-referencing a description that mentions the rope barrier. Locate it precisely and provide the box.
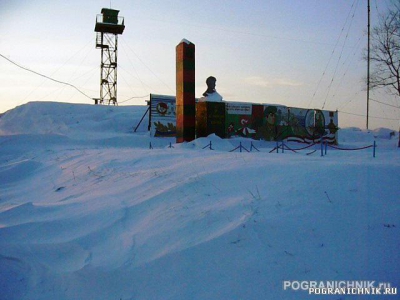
[269,140,376,158]
[327,144,374,151]
[280,144,297,153]
[285,143,317,151]
[306,150,317,155]
[269,142,316,153]
[149,139,376,158]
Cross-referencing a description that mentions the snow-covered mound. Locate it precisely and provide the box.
[0,101,148,138]
[339,126,398,144]
[0,102,399,300]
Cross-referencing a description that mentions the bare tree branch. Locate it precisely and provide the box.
[365,2,400,97]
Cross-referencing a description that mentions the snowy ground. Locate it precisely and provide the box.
[0,102,399,300]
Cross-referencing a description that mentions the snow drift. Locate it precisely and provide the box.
[0,101,399,300]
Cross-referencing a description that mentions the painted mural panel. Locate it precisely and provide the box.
[282,107,311,142]
[150,94,176,137]
[321,110,339,144]
[225,102,256,138]
[254,105,288,141]
[147,94,339,143]
[284,108,339,143]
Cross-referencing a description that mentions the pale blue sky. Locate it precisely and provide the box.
[1,0,398,129]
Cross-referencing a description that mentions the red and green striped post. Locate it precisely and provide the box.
[176,39,195,143]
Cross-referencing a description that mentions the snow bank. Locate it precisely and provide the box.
[339,127,398,143]
[0,101,148,138]
[0,101,399,300]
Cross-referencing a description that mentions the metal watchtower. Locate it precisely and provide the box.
[94,8,125,105]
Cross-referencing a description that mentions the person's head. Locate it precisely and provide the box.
[264,106,277,125]
[206,76,217,90]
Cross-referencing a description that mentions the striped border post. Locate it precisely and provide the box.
[176,39,195,143]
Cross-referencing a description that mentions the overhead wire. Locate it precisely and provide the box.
[120,37,174,93]
[374,85,400,108]
[338,110,399,120]
[119,95,150,104]
[326,28,364,110]
[338,1,399,128]
[330,36,364,110]
[143,17,342,47]
[34,86,66,102]
[66,41,96,83]
[117,66,151,103]
[117,64,154,103]
[19,39,94,105]
[71,65,98,90]
[374,0,380,15]
[337,89,363,111]
[118,69,140,99]
[119,44,154,93]
[2,41,153,105]
[65,66,99,103]
[118,65,154,93]
[322,0,360,110]
[0,53,94,100]
[374,96,391,121]
[308,0,359,109]
[64,43,99,102]
[317,0,400,126]
[370,98,400,108]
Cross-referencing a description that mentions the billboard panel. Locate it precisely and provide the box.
[150,94,176,137]
[321,110,339,144]
[225,102,256,138]
[284,108,338,144]
[254,105,288,141]
[147,94,339,144]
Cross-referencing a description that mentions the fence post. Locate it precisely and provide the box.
[281,141,284,153]
[320,141,324,157]
[276,141,279,153]
[202,141,213,150]
[373,141,376,158]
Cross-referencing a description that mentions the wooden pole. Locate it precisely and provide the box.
[367,0,371,129]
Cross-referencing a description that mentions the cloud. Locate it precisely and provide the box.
[245,76,302,88]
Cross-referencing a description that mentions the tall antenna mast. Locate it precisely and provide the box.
[367,0,371,129]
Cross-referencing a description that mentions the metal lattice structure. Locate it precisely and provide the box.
[94,8,125,105]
